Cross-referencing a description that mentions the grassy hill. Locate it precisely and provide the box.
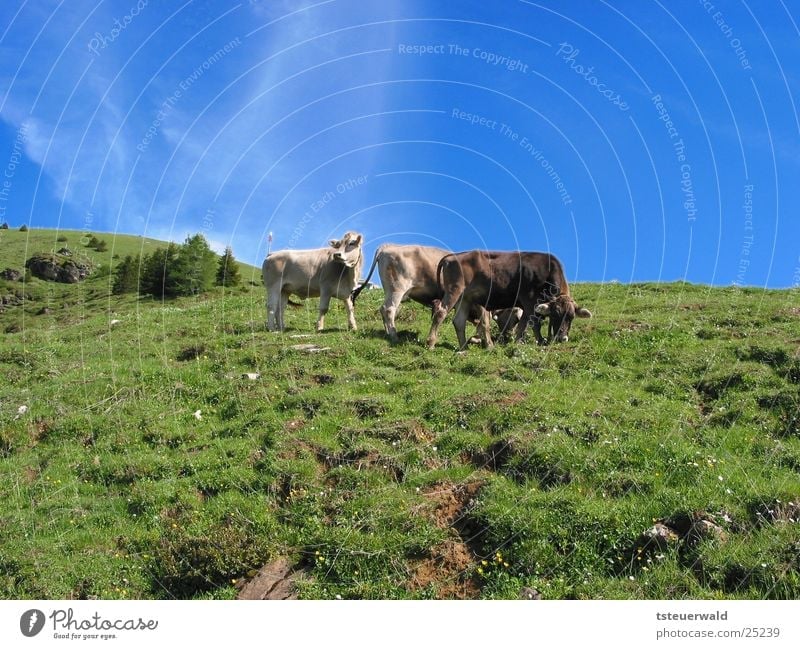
[1,234,799,599]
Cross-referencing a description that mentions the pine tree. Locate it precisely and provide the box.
[172,234,217,296]
[112,255,138,294]
[140,244,179,298]
[216,246,241,287]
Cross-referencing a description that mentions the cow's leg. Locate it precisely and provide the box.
[476,307,494,349]
[317,291,331,332]
[343,295,357,331]
[278,291,289,331]
[381,290,405,342]
[516,309,540,344]
[531,314,547,345]
[452,304,470,350]
[426,299,450,349]
[266,286,280,331]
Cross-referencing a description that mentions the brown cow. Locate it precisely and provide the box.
[426,250,591,350]
[262,231,364,332]
[352,244,489,343]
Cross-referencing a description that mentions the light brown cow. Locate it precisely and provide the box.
[351,244,453,343]
[262,231,364,332]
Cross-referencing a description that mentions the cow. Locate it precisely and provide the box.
[262,231,364,332]
[351,244,491,343]
[426,250,592,350]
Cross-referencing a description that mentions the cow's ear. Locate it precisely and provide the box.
[534,303,550,316]
[576,307,593,318]
[354,234,362,246]
[329,239,341,248]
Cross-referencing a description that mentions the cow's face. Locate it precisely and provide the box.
[534,295,592,343]
[329,231,363,268]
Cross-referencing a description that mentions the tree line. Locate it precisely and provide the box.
[112,234,241,297]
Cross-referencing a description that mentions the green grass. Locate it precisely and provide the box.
[1,230,799,599]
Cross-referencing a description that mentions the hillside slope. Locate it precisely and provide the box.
[1,243,799,599]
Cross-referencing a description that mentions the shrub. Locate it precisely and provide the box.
[56,235,68,242]
[19,224,28,232]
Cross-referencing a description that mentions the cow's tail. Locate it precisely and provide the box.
[436,253,457,304]
[350,247,380,303]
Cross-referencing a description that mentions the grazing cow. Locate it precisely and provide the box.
[351,244,490,343]
[262,231,364,332]
[426,250,592,350]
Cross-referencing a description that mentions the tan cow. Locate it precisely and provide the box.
[350,243,493,344]
[262,231,364,332]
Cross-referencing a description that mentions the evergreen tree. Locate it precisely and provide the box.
[140,244,179,298]
[172,234,217,296]
[216,246,241,287]
[112,255,138,294]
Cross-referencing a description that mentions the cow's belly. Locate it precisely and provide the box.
[406,285,442,306]
[282,282,319,299]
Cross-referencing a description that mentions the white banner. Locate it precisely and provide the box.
[1,600,798,648]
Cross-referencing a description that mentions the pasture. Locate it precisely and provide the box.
[1,230,799,599]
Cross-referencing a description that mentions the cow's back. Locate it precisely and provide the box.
[443,250,568,308]
[378,244,450,305]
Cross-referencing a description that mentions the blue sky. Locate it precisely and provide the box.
[0,0,798,286]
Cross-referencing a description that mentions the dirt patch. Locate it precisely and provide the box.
[236,557,306,600]
[422,481,484,529]
[498,390,527,407]
[176,344,205,361]
[284,419,304,432]
[366,420,432,443]
[320,449,405,482]
[408,539,479,599]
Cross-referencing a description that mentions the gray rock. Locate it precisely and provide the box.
[1,268,22,281]
[25,254,91,283]
[519,587,542,600]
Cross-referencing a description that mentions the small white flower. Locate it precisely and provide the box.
[193,410,202,420]
[17,405,28,415]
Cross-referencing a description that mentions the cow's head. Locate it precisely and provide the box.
[329,231,363,268]
[534,295,592,343]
